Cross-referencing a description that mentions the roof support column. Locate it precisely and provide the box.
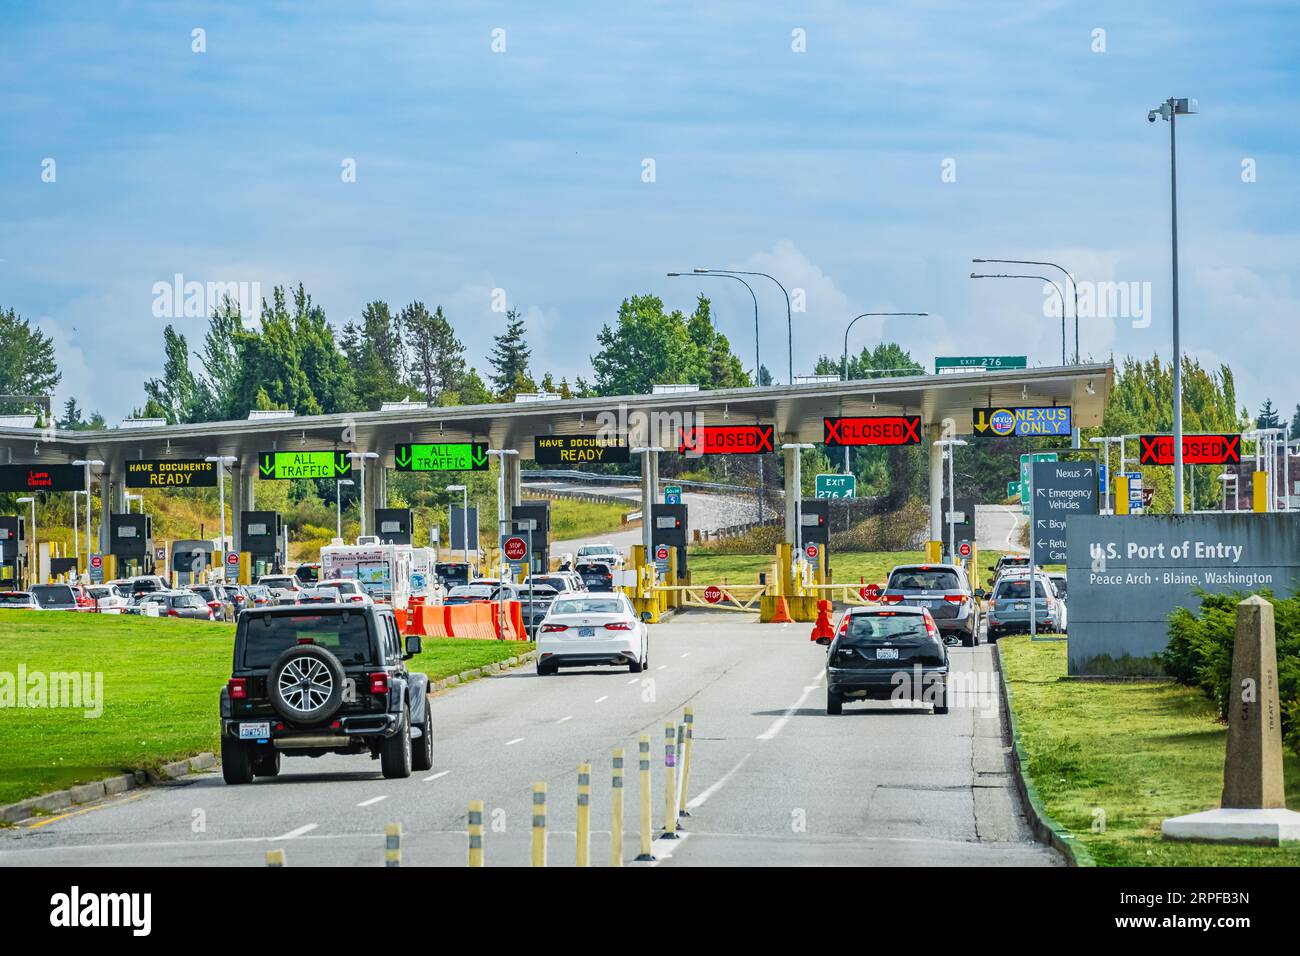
[784,443,800,547]
[502,452,521,511]
[98,467,120,555]
[928,423,944,552]
[640,449,659,561]
[362,457,384,539]
[231,458,256,554]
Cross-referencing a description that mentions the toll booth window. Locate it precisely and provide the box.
[242,613,373,667]
[655,517,677,529]
[117,526,138,538]
[247,523,269,536]
[380,521,402,534]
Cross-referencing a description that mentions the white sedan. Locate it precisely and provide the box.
[316,579,373,605]
[536,593,648,676]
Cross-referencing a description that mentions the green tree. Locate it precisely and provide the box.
[193,295,246,420]
[143,325,200,423]
[1257,398,1282,430]
[404,303,466,403]
[489,309,534,399]
[59,397,83,428]
[0,305,60,412]
[1291,404,1300,441]
[455,368,494,406]
[340,300,410,410]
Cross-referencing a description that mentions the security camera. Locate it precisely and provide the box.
[1147,110,1159,123]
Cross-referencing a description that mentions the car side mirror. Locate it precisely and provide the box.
[640,611,652,622]
[404,635,422,659]
[974,588,986,600]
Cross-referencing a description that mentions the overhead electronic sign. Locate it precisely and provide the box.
[678,425,774,456]
[1138,434,1241,466]
[534,435,630,465]
[125,459,218,488]
[972,406,1072,438]
[0,463,85,493]
[823,415,921,446]
[258,450,353,480]
[394,442,489,472]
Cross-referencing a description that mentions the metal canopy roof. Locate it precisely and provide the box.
[0,362,1112,472]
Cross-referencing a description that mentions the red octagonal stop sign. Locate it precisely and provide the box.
[861,582,882,602]
[703,584,723,604]
[503,536,528,561]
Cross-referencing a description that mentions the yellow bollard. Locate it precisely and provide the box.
[265,848,286,867]
[468,799,484,867]
[635,735,654,861]
[610,748,625,867]
[385,822,401,867]
[531,782,547,867]
[576,762,591,867]
[662,722,679,839]
[679,708,694,817]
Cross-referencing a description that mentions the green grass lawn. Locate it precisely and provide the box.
[999,636,1300,866]
[687,549,1010,589]
[0,610,530,806]
[543,497,634,540]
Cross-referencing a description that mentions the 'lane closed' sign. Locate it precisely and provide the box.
[1139,434,1241,466]
[823,415,921,446]
[679,425,774,455]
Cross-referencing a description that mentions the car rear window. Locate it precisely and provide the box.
[260,577,296,589]
[0,593,31,605]
[1050,577,1068,596]
[531,576,569,590]
[887,568,961,591]
[551,598,623,615]
[31,585,76,607]
[448,585,493,600]
[996,579,1047,599]
[173,594,204,608]
[842,613,927,643]
[131,578,163,592]
[241,612,374,667]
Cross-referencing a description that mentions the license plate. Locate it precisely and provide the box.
[876,647,899,660]
[239,721,270,740]
[1015,603,1027,611]
[578,627,596,637]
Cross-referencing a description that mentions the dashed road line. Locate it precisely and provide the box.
[356,795,388,807]
[556,715,573,724]
[423,770,451,783]
[505,737,525,746]
[594,695,608,704]
[757,682,820,741]
[270,823,318,841]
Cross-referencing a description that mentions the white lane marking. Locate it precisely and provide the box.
[594,695,608,704]
[680,652,690,658]
[269,823,318,841]
[627,678,639,685]
[643,830,691,867]
[656,665,667,670]
[423,770,451,783]
[757,683,820,741]
[505,737,525,746]
[356,795,388,807]
[686,753,751,810]
[556,715,573,724]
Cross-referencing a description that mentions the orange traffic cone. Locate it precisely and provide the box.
[771,595,795,624]
[811,599,834,642]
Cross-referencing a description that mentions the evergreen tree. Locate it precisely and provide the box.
[1257,398,1282,430]
[143,325,199,423]
[340,300,409,410]
[0,305,61,412]
[488,309,533,398]
[194,295,246,420]
[59,397,83,429]
[404,303,466,403]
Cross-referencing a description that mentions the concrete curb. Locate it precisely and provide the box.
[993,643,1096,867]
[428,649,537,693]
[0,752,217,825]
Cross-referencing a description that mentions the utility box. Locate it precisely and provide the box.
[0,515,26,588]
[651,503,688,576]
[511,501,551,574]
[109,513,154,576]
[240,511,285,576]
[374,508,414,546]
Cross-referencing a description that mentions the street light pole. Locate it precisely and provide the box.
[969,273,1068,365]
[347,452,380,537]
[841,311,929,471]
[668,272,761,383]
[205,456,237,576]
[696,268,793,383]
[1149,96,1196,513]
[934,439,968,561]
[447,484,470,575]
[974,259,1080,363]
[335,478,355,540]
[72,459,103,577]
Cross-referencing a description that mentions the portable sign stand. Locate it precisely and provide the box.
[1026,449,1099,643]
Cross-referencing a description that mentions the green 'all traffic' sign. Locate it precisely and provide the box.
[815,474,856,499]
[259,450,353,480]
[395,442,490,472]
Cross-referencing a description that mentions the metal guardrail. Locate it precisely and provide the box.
[522,469,781,497]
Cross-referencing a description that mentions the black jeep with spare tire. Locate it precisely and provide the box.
[219,603,432,783]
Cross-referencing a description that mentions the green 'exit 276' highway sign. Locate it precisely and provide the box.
[395,442,490,472]
[259,450,353,480]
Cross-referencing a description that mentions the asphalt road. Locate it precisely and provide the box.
[0,614,1057,867]
[975,504,1028,554]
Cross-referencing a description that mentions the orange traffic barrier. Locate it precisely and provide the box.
[394,608,409,634]
[771,596,794,624]
[810,599,834,642]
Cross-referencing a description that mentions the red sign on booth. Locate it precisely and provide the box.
[823,415,922,447]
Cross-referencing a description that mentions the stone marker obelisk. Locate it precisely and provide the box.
[1163,595,1300,844]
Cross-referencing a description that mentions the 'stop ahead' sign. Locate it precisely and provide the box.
[973,406,1072,437]
[679,425,774,455]
[258,450,353,480]
[534,435,629,465]
[125,459,218,488]
[394,443,489,472]
[0,463,85,493]
[1139,434,1241,466]
[823,415,921,447]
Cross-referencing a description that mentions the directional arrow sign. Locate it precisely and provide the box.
[973,406,1072,438]
[1030,460,1098,565]
[394,442,490,472]
[258,450,352,480]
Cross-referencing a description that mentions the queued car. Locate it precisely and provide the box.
[125,575,169,599]
[192,584,232,621]
[244,584,274,608]
[529,572,585,594]
[85,584,130,613]
[219,603,431,783]
[444,583,496,606]
[517,584,560,637]
[0,591,39,609]
[986,572,1063,641]
[536,592,649,675]
[297,585,344,605]
[435,562,472,589]
[316,579,372,605]
[576,543,624,569]
[990,554,1032,582]
[880,563,983,647]
[821,605,950,715]
[1047,572,1069,631]
[257,575,302,605]
[575,561,617,592]
[30,583,84,611]
[127,590,214,620]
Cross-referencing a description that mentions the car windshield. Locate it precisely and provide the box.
[551,598,623,615]
[996,579,1048,599]
[0,593,32,605]
[31,585,77,607]
[241,612,374,667]
[888,568,961,591]
[842,613,927,643]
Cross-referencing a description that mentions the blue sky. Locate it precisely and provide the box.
[2,1,1297,422]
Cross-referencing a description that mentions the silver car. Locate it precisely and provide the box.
[986,572,1063,641]
[881,563,982,647]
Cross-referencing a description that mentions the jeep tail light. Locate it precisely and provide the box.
[227,678,247,700]
[541,623,568,633]
[369,672,389,695]
[604,621,633,630]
